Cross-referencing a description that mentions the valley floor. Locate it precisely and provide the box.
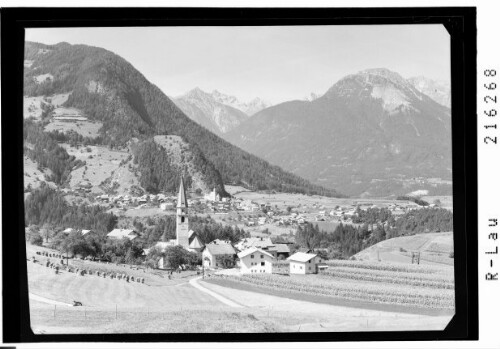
[27,246,453,334]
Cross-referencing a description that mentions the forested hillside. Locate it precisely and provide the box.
[24,41,343,197]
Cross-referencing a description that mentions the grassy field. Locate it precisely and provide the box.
[44,119,103,139]
[354,232,454,266]
[61,144,140,195]
[26,243,453,333]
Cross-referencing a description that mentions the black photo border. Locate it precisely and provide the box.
[1,6,477,343]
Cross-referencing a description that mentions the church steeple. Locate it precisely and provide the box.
[177,176,188,208]
[176,177,189,248]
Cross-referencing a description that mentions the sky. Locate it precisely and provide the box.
[26,25,450,104]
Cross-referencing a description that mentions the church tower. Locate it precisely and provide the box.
[176,177,190,248]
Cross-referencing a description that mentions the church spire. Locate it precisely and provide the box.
[177,177,188,208]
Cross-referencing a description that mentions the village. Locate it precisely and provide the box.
[37,179,448,277]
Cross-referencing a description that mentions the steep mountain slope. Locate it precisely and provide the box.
[408,76,451,108]
[24,41,342,197]
[172,88,250,134]
[225,68,452,197]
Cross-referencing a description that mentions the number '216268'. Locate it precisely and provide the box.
[484,69,497,145]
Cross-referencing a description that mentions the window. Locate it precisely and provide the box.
[309,260,311,263]
[261,262,265,266]
[251,255,254,259]
[261,255,264,258]
[308,266,311,270]
[181,217,185,223]
[300,266,303,269]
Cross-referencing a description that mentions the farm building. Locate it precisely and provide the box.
[267,244,291,259]
[238,248,275,274]
[107,228,139,241]
[202,242,237,269]
[287,252,323,274]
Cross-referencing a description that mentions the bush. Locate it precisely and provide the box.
[30,233,44,246]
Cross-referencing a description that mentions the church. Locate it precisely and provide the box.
[156,178,204,269]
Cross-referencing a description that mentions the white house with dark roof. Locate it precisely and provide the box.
[238,247,275,274]
[202,242,236,269]
[107,228,138,241]
[287,252,322,274]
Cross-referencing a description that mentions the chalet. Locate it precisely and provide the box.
[287,252,323,274]
[107,228,138,241]
[238,248,275,274]
[202,243,236,268]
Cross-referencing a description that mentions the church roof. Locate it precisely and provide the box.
[189,233,204,249]
[177,177,188,208]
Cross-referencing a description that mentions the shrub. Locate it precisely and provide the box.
[30,232,44,246]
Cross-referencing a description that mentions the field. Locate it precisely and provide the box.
[44,119,103,139]
[23,156,57,190]
[61,144,140,195]
[354,232,454,266]
[208,266,454,310]
[26,244,453,333]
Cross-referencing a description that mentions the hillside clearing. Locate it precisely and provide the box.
[354,232,454,266]
[61,144,140,195]
[44,119,102,139]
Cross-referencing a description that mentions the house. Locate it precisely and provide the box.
[208,239,232,245]
[107,228,139,241]
[62,228,74,235]
[160,202,174,210]
[287,252,323,274]
[81,229,97,237]
[267,243,291,259]
[234,237,274,251]
[202,243,237,268]
[238,248,275,274]
[204,188,220,202]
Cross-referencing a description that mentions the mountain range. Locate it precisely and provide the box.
[172,88,271,134]
[407,76,451,108]
[23,41,343,198]
[224,68,452,197]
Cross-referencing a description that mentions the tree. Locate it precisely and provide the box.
[29,232,44,246]
[217,254,235,268]
[163,245,188,269]
[40,223,54,243]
